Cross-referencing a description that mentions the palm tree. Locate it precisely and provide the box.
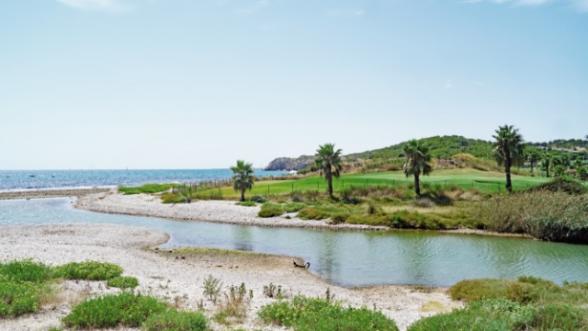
[315,143,343,199]
[541,153,552,178]
[403,140,433,196]
[231,160,255,201]
[493,125,524,193]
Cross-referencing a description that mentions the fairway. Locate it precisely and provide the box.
[195,169,552,199]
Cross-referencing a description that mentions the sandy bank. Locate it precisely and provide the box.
[0,187,112,200]
[76,191,389,231]
[0,224,459,331]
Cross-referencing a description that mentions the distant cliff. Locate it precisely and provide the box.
[264,155,315,171]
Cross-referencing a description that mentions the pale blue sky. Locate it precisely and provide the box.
[1,0,587,169]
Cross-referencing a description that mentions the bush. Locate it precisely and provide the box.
[107,276,139,289]
[143,310,208,331]
[0,280,41,317]
[259,296,398,331]
[202,275,222,303]
[472,192,588,243]
[258,203,285,218]
[250,195,267,203]
[0,260,53,283]
[529,177,587,195]
[54,261,123,281]
[408,299,535,331]
[449,279,511,302]
[63,292,168,328]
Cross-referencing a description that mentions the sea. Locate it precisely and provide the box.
[0,169,285,191]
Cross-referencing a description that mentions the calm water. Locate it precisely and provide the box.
[2,198,588,287]
[0,169,284,191]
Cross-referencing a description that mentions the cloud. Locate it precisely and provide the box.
[464,0,588,12]
[56,0,127,12]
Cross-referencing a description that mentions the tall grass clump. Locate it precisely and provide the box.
[63,292,168,328]
[259,296,398,331]
[119,183,175,195]
[0,280,43,317]
[473,191,588,243]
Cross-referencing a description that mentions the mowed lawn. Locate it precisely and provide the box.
[196,169,551,199]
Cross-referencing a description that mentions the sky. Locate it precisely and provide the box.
[1,0,587,169]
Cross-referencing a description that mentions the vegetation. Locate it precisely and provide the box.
[231,160,255,202]
[259,295,399,331]
[143,310,208,331]
[63,292,168,328]
[493,125,525,193]
[403,140,433,196]
[119,183,175,195]
[202,275,222,304]
[54,261,123,281]
[315,143,343,199]
[473,191,588,242]
[214,283,251,325]
[107,276,139,289]
[258,203,285,218]
[0,279,44,317]
[410,277,588,331]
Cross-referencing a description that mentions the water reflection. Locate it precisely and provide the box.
[1,198,588,287]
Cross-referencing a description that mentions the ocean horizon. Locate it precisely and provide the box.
[0,169,285,191]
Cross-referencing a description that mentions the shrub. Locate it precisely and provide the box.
[529,303,588,330]
[0,260,53,283]
[0,280,41,317]
[202,275,222,303]
[107,276,139,289]
[472,192,588,243]
[214,283,251,325]
[449,279,511,302]
[387,210,448,230]
[259,296,398,331]
[258,203,285,218]
[250,195,267,203]
[143,310,208,331]
[54,261,123,281]
[408,299,535,331]
[529,177,587,195]
[63,292,167,328]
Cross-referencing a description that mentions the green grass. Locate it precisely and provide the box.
[143,310,208,331]
[63,292,168,328]
[54,261,123,281]
[0,260,54,283]
[259,296,398,331]
[172,169,550,200]
[119,183,176,195]
[107,276,139,289]
[236,200,257,207]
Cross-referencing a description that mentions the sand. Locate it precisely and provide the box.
[0,224,460,331]
[76,191,389,231]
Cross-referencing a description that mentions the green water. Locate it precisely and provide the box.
[1,198,587,287]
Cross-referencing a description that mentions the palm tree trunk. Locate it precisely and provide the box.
[414,174,421,196]
[530,161,534,176]
[505,160,512,193]
[240,189,245,202]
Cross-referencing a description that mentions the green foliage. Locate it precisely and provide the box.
[473,191,588,243]
[284,202,306,213]
[258,203,285,218]
[214,283,251,325]
[63,292,168,328]
[231,160,255,201]
[0,280,41,317]
[236,200,256,207]
[408,299,535,331]
[143,310,208,331]
[529,176,587,195]
[0,260,53,283]
[403,139,433,195]
[107,276,139,289]
[449,279,511,302]
[259,296,398,331]
[54,261,123,281]
[315,143,343,198]
[119,183,175,195]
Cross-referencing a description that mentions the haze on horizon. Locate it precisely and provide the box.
[1,0,587,170]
